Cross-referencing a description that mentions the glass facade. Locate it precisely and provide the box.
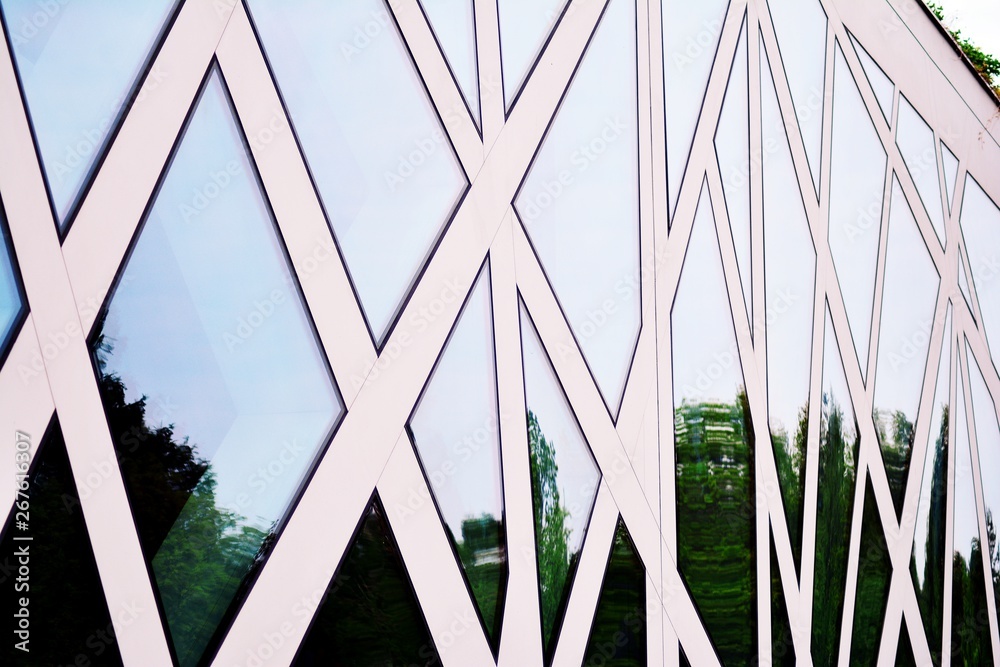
[1,1,1000,665]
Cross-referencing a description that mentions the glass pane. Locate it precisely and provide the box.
[0,207,24,359]
[812,307,861,666]
[408,262,506,647]
[873,176,941,518]
[897,620,917,667]
[246,0,467,343]
[764,0,827,196]
[1,421,124,665]
[715,17,751,329]
[582,518,646,666]
[762,36,817,573]
[516,0,639,416]
[959,176,1000,369]
[661,0,729,218]
[292,498,441,666]
[967,344,1000,615]
[90,71,342,667]
[959,251,974,316]
[910,307,951,663]
[673,183,756,662]
[0,0,176,227]
[941,142,959,214]
[849,33,894,125]
[770,532,796,665]
[951,374,994,666]
[419,0,480,126]
[497,0,567,109]
[828,41,887,381]
[896,95,947,248]
[850,479,892,664]
[520,305,601,657]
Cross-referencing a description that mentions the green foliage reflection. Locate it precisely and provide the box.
[771,403,808,572]
[583,520,646,666]
[850,481,892,663]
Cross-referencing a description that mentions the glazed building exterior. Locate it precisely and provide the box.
[0,0,999,665]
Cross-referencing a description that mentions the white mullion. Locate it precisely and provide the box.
[60,0,237,333]
[378,432,496,666]
[473,0,504,148]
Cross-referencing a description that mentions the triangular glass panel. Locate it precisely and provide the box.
[89,70,343,667]
[582,518,646,665]
[520,304,602,660]
[245,0,467,345]
[951,372,995,665]
[408,261,506,649]
[0,205,25,362]
[959,175,1000,369]
[761,33,817,575]
[849,33,895,125]
[941,141,960,214]
[910,306,951,664]
[812,305,862,666]
[764,0,828,197]
[896,95,947,248]
[828,40,888,381]
[966,342,1000,615]
[679,643,692,667]
[515,0,639,417]
[896,618,917,667]
[672,183,756,663]
[771,528,797,665]
[715,16,752,332]
[292,497,441,665]
[1,420,124,665]
[959,249,975,318]
[873,176,941,519]
[850,478,892,664]
[662,0,730,220]
[497,0,568,110]
[0,0,176,229]
[418,0,480,128]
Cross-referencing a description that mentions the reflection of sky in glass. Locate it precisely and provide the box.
[912,308,950,586]
[716,20,751,327]
[497,0,566,108]
[828,43,887,379]
[516,0,638,415]
[941,143,959,213]
[246,0,466,342]
[960,176,1000,366]
[409,267,502,538]
[674,184,744,403]
[521,307,600,552]
[954,375,980,562]
[968,346,1000,562]
[419,0,479,125]
[849,35,893,125]
[100,72,341,532]
[0,0,175,226]
[662,0,728,216]
[896,96,947,247]
[765,0,827,194]
[0,215,21,346]
[874,178,940,439]
[761,40,815,441]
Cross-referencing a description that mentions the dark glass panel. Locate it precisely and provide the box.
[770,532,795,666]
[850,480,892,663]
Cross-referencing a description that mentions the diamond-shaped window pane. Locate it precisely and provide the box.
[672,183,756,663]
[497,0,567,110]
[516,0,640,416]
[90,70,342,667]
[408,261,506,648]
[246,0,467,344]
[521,304,601,658]
[0,206,24,361]
[0,0,176,228]
[967,343,1000,614]
[960,175,1000,372]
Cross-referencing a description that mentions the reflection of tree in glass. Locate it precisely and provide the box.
[771,402,808,572]
[93,332,273,667]
[811,392,859,667]
[451,514,505,643]
[874,408,916,518]
[951,533,994,666]
[527,410,575,653]
[911,407,948,662]
[674,389,756,665]
[850,481,891,663]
